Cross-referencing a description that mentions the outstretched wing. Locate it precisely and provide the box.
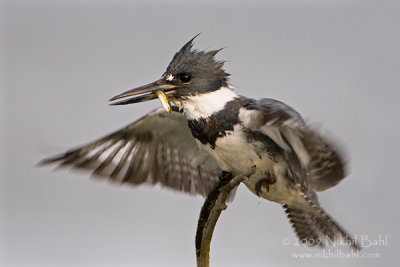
[40,108,222,197]
[244,98,347,192]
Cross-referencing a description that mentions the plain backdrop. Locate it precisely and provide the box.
[1,0,399,266]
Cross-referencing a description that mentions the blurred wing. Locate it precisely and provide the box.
[40,108,222,197]
[250,98,347,192]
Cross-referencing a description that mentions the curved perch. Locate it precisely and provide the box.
[195,167,256,267]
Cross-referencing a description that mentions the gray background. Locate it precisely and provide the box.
[1,0,399,266]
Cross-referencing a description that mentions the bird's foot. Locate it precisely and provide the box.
[255,172,276,196]
[219,171,234,181]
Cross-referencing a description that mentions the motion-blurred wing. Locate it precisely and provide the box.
[247,98,347,192]
[40,108,222,196]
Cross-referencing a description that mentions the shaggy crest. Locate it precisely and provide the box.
[164,34,230,87]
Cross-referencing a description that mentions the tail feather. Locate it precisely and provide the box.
[283,196,361,250]
[283,205,323,248]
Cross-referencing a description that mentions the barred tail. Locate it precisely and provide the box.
[282,196,361,250]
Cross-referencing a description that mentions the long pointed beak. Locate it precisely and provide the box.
[109,78,177,105]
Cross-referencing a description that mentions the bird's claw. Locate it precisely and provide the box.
[219,171,234,181]
[255,172,276,196]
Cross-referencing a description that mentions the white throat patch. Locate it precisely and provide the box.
[176,87,238,120]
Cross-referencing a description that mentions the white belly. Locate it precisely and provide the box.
[201,125,298,204]
[203,125,274,176]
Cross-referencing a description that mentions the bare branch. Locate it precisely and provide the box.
[195,166,256,267]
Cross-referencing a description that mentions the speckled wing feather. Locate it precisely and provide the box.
[40,108,221,197]
[253,98,347,192]
[283,196,360,250]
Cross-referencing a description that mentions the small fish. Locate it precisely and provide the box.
[156,90,172,113]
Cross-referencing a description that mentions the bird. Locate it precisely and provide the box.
[40,35,360,250]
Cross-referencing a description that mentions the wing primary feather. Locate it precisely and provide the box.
[93,141,127,176]
[123,143,146,183]
[77,140,119,168]
[110,141,135,180]
[59,148,92,166]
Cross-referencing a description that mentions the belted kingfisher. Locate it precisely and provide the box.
[41,35,360,250]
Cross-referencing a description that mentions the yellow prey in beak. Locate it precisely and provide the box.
[156,90,172,114]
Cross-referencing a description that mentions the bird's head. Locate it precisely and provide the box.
[109,35,231,111]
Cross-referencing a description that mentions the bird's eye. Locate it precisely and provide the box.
[179,73,192,83]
